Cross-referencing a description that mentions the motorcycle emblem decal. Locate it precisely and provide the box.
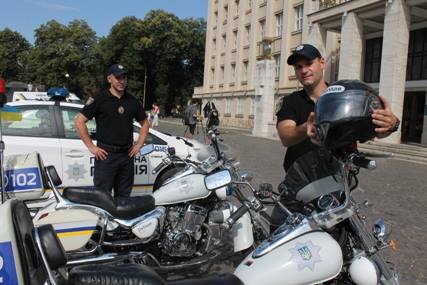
[289,241,322,271]
[65,163,88,182]
[118,106,125,114]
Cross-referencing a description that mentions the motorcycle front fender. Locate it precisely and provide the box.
[232,211,254,252]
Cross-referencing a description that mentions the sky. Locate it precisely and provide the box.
[0,0,208,43]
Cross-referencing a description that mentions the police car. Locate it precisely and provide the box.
[1,100,212,194]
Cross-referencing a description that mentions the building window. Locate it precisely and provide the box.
[237,97,244,114]
[231,63,236,82]
[213,38,216,51]
[245,25,251,45]
[233,30,238,49]
[210,68,215,83]
[221,66,225,82]
[274,54,281,79]
[259,20,266,40]
[226,97,232,114]
[214,11,218,25]
[224,5,228,21]
[364,37,383,83]
[242,61,248,81]
[294,5,303,32]
[222,34,227,50]
[235,0,240,16]
[250,97,255,116]
[407,28,427,81]
[275,13,283,37]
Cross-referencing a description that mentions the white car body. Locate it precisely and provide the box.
[1,101,211,195]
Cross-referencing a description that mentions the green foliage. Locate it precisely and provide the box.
[25,20,101,97]
[2,10,206,109]
[0,28,31,80]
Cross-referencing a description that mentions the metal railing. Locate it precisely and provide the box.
[319,0,353,10]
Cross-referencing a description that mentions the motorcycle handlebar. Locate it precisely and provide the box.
[226,203,250,227]
[350,155,376,170]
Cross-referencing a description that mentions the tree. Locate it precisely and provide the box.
[100,11,206,113]
[0,28,31,80]
[25,20,101,97]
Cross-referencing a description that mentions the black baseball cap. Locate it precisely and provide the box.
[107,64,128,77]
[287,44,322,65]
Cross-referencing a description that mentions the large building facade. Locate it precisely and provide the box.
[194,0,427,145]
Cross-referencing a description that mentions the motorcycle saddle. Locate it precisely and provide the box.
[69,264,243,285]
[63,187,155,219]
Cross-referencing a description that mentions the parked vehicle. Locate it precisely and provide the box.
[1,101,212,194]
[28,131,269,271]
[0,147,399,285]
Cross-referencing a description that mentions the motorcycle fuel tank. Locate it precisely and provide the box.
[153,173,211,205]
[234,231,343,285]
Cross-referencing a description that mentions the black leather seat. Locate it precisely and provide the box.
[11,200,47,285]
[63,187,155,219]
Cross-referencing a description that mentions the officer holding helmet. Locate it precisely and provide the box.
[75,64,149,198]
[276,44,400,172]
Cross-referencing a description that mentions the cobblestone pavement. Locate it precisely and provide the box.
[156,120,427,285]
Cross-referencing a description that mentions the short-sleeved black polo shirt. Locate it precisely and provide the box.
[81,90,147,147]
[276,89,319,171]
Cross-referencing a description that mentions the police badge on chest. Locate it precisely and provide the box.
[118,106,124,114]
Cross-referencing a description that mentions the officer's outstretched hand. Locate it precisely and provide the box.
[90,145,108,160]
[129,143,143,158]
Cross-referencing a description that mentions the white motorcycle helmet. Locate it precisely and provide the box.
[349,256,380,285]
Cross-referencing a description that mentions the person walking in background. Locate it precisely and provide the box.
[75,63,149,198]
[206,102,219,131]
[184,99,199,139]
[150,102,160,128]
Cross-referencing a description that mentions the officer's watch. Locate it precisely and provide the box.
[389,117,400,132]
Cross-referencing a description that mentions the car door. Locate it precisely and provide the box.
[1,104,62,180]
[57,106,96,187]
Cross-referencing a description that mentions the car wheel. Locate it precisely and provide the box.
[153,164,186,191]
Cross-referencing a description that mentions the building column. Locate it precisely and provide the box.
[379,0,410,144]
[307,23,326,57]
[338,12,364,80]
[252,59,275,137]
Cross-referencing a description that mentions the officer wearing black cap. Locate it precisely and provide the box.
[276,44,327,172]
[276,44,399,172]
[75,64,149,198]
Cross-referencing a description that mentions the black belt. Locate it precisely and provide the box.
[97,142,132,153]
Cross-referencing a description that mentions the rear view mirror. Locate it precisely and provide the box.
[140,144,155,156]
[204,170,232,191]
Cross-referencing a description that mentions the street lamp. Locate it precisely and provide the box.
[64,73,70,90]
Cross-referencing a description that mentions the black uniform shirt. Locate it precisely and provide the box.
[81,90,147,147]
[276,89,319,171]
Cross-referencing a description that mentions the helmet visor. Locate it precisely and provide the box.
[315,90,380,124]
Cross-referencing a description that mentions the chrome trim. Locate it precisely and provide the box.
[113,206,165,229]
[252,218,316,258]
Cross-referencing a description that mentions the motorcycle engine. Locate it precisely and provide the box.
[160,204,208,257]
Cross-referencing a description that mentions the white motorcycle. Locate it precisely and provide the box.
[1,146,399,285]
[31,131,270,271]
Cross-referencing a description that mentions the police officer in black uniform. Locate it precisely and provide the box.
[276,44,399,172]
[75,64,149,198]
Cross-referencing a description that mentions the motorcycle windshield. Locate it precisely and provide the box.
[282,148,343,203]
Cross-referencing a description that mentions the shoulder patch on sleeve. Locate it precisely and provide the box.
[85,97,94,106]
